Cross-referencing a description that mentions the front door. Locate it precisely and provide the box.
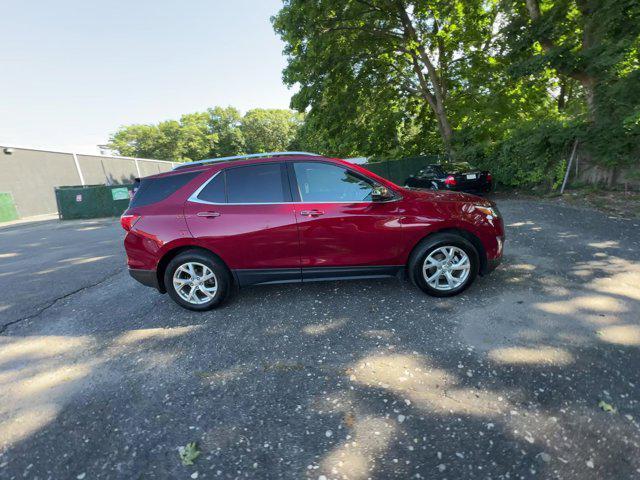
[289,161,404,277]
[184,162,301,283]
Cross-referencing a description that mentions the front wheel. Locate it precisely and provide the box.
[408,233,479,297]
[164,250,231,311]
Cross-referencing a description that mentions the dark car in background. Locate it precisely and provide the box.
[405,162,492,194]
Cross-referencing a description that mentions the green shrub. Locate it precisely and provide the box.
[457,120,578,190]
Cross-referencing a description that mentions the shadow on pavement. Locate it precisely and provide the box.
[0,200,638,479]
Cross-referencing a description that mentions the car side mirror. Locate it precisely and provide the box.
[372,185,394,202]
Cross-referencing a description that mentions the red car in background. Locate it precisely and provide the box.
[121,152,504,311]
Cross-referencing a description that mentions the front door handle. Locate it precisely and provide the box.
[299,210,324,217]
[197,211,221,218]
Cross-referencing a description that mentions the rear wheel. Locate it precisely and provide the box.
[164,250,231,311]
[408,233,479,297]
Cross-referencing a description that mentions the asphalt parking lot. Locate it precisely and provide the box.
[1,199,639,479]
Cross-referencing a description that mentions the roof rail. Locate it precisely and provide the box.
[172,151,322,170]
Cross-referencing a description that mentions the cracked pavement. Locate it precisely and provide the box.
[0,200,639,479]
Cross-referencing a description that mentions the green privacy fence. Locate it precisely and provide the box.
[363,155,446,185]
[55,184,134,220]
[0,192,19,222]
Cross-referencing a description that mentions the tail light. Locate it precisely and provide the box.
[444,175,457,186]
[120,214,141,231]
[487,173,492,182]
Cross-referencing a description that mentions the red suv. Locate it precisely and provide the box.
[121,152,504,311]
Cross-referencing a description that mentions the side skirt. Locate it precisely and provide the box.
[233,266,404,287]
[302,266,403,282]
[234,268,301,287]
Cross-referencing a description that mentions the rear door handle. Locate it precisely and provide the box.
[299,210,324,217]
[197,211,221,218]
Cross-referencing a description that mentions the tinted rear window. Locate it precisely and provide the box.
[225,164,289,203]
[130,171,200,208]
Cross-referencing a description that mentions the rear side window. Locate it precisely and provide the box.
[225,164,289,203]
[130,171,200,208]
[197,172,226,203]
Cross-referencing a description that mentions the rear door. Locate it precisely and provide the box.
[183,162,301,281]
[289,161,404,274]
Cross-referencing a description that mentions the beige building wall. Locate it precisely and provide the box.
[78,155,139,185]
[0,146,175,218]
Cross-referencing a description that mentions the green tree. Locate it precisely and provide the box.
[177,112,215,161]
[108,124,163,159]
[503,0,640,170]
[207,106,245,156]
[108,106,304,161]
[240,109,304,153]
[273,0,500,155]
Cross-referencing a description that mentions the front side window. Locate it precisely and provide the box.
[293,162,374,202]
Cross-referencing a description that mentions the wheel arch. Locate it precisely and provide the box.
[407,227,488,276]
[156,245,231,293]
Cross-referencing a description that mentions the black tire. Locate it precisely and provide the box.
[408,233,479,297]
[164,250,231,311]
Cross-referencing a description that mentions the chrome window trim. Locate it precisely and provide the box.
[187,165,402,206]
[188,170,223,204]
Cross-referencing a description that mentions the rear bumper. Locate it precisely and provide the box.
[129,268,161,291]
[446,183,492,194]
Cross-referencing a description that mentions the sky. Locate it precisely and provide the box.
[0,0,293,154]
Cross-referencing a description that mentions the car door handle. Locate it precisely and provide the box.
[196,211,221,218]
[299,210,324,217]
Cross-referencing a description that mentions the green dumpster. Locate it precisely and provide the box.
[55,184,134,220]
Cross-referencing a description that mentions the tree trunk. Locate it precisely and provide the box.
[410,60,454,154]
[579,76,597,122]
[436,108,454,152]
[558,80,566,111]
[397,2,454,154]
[525,0,599,122]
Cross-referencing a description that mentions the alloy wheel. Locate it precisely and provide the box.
[422,246,471,291]
[172,262,218,305]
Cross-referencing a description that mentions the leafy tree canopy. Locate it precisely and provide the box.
[273,0,639,183]
[240,109,304,153]
[108,107,304,162]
